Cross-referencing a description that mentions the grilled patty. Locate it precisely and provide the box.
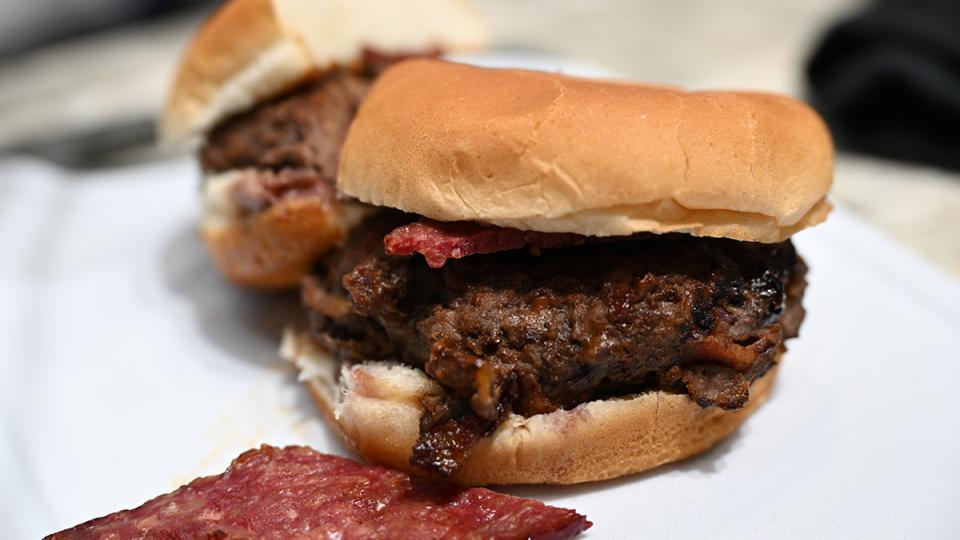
[200,72,371,177]
[304,210,807,474]
[197,71,370,218]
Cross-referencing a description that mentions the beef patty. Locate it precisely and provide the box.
[198,71,371,215]
[200,72,370,176]
[304,210,808,475]
[198,51,436,215]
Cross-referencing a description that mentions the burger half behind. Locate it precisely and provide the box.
[285,59,833,484]
[162,0,485,288]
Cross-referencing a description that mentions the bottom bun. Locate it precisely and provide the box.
[282,330,780,485]
[201,171,367,289]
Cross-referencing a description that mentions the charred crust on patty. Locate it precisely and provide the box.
[302,209,808,475]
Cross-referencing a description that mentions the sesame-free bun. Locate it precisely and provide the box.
[162,0,486,144]
[339,59,833,243]
[282,330,779,485]
[201,171,370,288]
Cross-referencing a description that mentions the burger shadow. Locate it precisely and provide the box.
[501,426,745,503]
[160,221,306,369]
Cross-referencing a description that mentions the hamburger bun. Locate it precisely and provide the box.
[282,330,779,485]
[200,171,370,288]
[339,59,833,243]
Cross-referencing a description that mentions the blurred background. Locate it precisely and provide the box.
[1,0,958,274]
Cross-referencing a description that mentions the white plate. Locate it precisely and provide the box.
[3,58,960,539]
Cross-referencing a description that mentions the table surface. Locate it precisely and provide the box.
[0,0,958,274]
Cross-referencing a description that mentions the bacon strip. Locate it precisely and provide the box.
[384,219,585,268]
[46,445,590,540]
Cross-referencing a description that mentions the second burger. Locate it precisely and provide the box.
[162,0,486,288]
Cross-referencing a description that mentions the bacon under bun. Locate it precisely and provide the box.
[339,59,833,243]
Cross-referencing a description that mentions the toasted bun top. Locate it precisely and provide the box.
[162,0,486,144]
[338,59,833,242]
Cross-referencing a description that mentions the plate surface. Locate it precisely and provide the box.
[2,56,960,539]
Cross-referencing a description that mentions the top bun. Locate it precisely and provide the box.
[338,59,833,242]
[162,0,486,144]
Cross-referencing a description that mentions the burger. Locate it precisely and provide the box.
[161,0,485,288]
[283,59,833,485]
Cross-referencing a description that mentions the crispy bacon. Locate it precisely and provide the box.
[383,219,585,268]
[46,445,590,540]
